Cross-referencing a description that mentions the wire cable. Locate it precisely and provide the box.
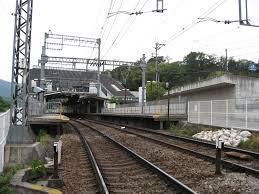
[102,0,151,58]
[102,0,124,48]
[164,0,228,46]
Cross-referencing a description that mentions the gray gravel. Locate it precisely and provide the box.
[84,120,259,194]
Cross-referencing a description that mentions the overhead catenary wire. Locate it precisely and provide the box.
[102,0,151,58]
[164,0,228,46]
[98,0,117,39]
[102,0,125,48]
[89,0,116,59]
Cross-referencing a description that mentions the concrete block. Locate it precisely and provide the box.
[4,142,45,167]
[11,168,62,194]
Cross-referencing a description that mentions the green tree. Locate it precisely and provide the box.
[110,51,259,93]
[146,82,166,100]
[0,96,10,112]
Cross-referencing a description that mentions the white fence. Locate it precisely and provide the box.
[0,110,10,172]
[102,99,186,116]
[188,98,259,131]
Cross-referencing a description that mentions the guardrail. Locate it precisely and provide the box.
[0,110,10,172]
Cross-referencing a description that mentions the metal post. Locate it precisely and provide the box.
[155,43,158,83]
[166,82,170,122]
[140,54,147,114]
[198,101,200,124]
[245,0,248,23]
[154,42,165,83]
[124,89,127,104]
[187,101,190,122]
[97,38,101,96]
[53,142,59,179]
[239,0,243,24]
[226,100,228,127]
[225,49,228,71]
[215,138,224,175]
[211,100,213,125]
[10,0,33,127]
[245,98,248,129]
[40,33,47,88]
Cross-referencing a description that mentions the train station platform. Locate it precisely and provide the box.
[85,113,187,130]
[91,113,187,121]
[28,114,70,125]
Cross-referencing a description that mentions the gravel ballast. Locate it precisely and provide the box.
[83,120,259,194]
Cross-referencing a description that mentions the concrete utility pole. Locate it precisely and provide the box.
[225,49,228,71]
[155,42,165,83]
[140,54,147,114]
[97,38,101,96]
[40,33,48,102]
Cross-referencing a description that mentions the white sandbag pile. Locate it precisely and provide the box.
[192,128,252,147]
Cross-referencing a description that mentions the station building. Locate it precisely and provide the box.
[29,67,138,114]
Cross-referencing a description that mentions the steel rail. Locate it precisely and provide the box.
[83,118,259,177]
[74,119,196,194]
[68,122,109,194]
[88,118,259,158]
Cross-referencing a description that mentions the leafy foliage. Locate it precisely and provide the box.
[39,130,47,145]
[239,135,259,152]
[110,52,259,91]
[0,96,10,112]
[31,160,46,177]
[0,165,22,194]
[146,82,166,100]
[109,96,119,104]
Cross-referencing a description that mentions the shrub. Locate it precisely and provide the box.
[0,165,22,194]
[31,160,46,177]
[239,135,259,152]
[39,130,47,145]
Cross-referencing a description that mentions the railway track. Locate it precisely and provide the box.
[81,118,259,177]
[69,120,196,194]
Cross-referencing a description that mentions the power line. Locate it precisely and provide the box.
[164,0,228,46]
[102,0,124,48]
[98,0,116,38]
[102,0,151,58]
[89,0,116,59]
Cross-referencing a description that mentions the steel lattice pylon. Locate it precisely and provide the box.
[11,0,33,126]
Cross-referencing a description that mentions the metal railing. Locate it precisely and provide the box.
[28,99,63,116]
[0,110,10,172]
[188,97,259,131]
[102,99,186,116]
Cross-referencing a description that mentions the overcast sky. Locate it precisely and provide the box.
[1,0,259,81]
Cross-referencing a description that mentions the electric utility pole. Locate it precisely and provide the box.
[97,38,101,96]
[225,49,228,71]
[155,42,165,83]
[140,54,147,114]
[9,0,33,143]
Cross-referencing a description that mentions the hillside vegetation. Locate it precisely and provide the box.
[0,96,10,112]
[110,52,258,100]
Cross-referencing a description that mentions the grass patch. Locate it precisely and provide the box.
[39,129,47,145]
[239,135,259,152]
[168,123,221,137]
[168,124,199,137]
[22,160,47,184]
[0,165,22,194]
